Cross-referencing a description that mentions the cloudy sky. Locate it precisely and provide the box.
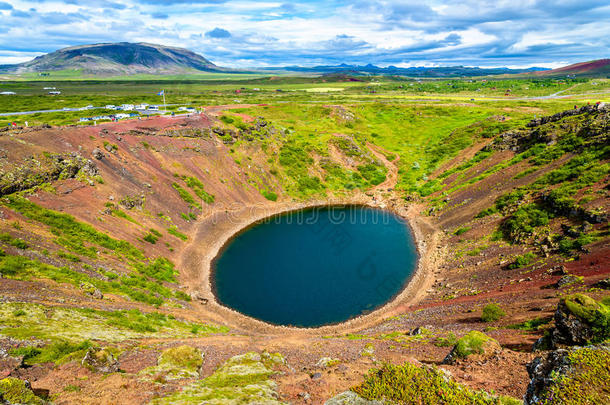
[0,0,608,68]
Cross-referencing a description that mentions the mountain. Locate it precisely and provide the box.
[263,64,550,77]
[0,42,225,75]
[527,59,610,77]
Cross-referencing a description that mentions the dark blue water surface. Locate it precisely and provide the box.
[212,206,418,327]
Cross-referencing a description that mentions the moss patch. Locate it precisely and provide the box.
[141,345,203,381]
[0,378,46,405]
[0,302,228,342]
[563,293,610,343]
[151,351,285,404]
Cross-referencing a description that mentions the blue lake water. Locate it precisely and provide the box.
[212,205,418,327]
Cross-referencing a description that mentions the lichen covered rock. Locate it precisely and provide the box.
[324,391,383,405]
[141,345,203,381]
[316,357,340,368]
[150,351,285,404]
[536,294,610,349]
[82,347,119,373]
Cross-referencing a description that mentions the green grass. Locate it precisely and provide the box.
[180,175,215,204]
[172,182,201,209]
[167,226,188,241]
[0,302,229,342]
[0,253,173,306]
[3,195,143,262]
[508,317,552,331]
[10,340,92,365]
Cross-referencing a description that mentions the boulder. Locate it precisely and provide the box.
[82,347,119,373]
[593,278,610,289]
[556,274,582,288]
[316,357,340,368]
[79,282,103,299]
[324,391,383,405]
[92,148,104,160]
[551,294,598,347]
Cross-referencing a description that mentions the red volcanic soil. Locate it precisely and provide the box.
[532,58,610,76]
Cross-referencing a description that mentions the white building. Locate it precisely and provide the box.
[0,91,16,95]
[48,91,61,95]
[120,104,134,111]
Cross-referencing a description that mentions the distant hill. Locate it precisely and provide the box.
[263,64,549,77]
[0,42,226,75]
[527,59,610,78]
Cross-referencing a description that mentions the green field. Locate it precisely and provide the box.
[1,75,608,128]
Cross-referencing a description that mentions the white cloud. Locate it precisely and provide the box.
[0,0,608,67]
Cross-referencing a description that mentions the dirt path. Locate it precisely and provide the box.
[366,142,400,193]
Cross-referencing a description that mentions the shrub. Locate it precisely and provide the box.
[143,233,158,244]
[481,303,506,322]
[353,361,518,404]
[0,233,28,250]
[501,204,549,243]
[172,183,200,209]
[508,252,536,269]
[435,332,458,347]
[0,377,45,405]
[453,331,497,358]
[181,176,214,204]
[454,227,470,236]
[535,347,610,404]
[168,226,188,241]
[357,164,386,186]
[261,190,278,201]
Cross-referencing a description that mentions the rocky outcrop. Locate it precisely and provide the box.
[525,103,607,128]
[316,357,340,368]
[0,152,98,196]
[525,349,571,404]
[525,346,610,405]
[535,294,608,350]
[486,104,609,153]
[82,347,119,373]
